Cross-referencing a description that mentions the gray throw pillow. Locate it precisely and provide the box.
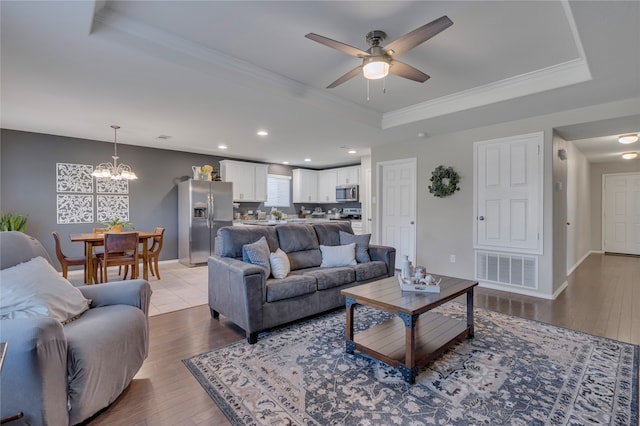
[339,231,371,263]
[242,236,271,277]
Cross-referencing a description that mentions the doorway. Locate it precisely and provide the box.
[603,173,640,255]
[377,158,417,265]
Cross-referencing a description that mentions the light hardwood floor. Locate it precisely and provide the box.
[85,253,640,425]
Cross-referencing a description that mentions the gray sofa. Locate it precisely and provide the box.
[208,222,395,343]
[0,231,152,425]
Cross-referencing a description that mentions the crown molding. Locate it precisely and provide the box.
[382,0,591,129]
[382,58,592,129]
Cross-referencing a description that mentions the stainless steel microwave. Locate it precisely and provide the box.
[336,184,359,202]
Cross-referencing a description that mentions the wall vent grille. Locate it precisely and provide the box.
[475,251,537,289]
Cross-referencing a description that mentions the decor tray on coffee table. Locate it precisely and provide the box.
[341,275,478,384]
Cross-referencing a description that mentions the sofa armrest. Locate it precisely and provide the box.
[208,255,266,336]
[0,317,69,425]
[369,245,396,277]
[78,280,152,316]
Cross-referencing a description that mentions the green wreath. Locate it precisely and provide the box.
[428,165,460,198]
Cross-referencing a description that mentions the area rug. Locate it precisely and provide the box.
[183,303,639,425]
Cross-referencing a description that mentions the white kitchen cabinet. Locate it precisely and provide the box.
[220,160,268,202]
[254,164,268,201]
[317,169,337,203]
[337,166,360,185]
[292,169,318,203]
[350,220,363,235]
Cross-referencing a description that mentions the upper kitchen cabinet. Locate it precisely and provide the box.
[220,160,268,202]
[337,166,360,185]
[317,170,337,203]
[292,169,318,203]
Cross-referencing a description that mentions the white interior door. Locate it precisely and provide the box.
[475,132,543,254]
[378,158,417,264]
[603,173,640,255]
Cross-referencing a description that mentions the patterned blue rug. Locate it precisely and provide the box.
[184,303,639,425]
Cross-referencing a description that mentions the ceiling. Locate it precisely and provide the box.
[1,0,639,167]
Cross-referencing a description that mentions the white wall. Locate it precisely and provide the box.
[371,97,638,299]
[566,141,592,273]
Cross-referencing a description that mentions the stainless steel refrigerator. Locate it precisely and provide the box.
[178,180,233,266]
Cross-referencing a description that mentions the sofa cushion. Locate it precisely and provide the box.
[313,221,353,246]
[265,275,317,302]
[303,267,355,290]
[276,224,322,270]
[269,248,291,279]
[0,256,91,324]
[216,226,279,258]
[320,243,357,267]
[353,261,388,282]
[339,231,371,263]
[65,304,148,425]
[242,236,271,278]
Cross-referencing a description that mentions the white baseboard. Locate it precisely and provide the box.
[552,280,569,299]
[478,281,555,300]
[567,250,598,276]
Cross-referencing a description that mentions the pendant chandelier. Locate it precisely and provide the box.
[92,125,138,180]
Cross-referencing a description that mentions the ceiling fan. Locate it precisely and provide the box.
[305,16,453,89]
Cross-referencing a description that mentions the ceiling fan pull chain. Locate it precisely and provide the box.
[383,76,386,94]
[366,79,370,102]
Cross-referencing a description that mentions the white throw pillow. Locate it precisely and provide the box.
[0,256,91,323]
[320,243,357,267]
[269,248,291,279]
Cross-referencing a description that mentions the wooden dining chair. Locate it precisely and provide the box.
[97,232,139,283]
[147,227,165,280]
[52,231,98,282]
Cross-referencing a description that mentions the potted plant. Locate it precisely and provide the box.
[99,217,134,233]
[0,212,28,232]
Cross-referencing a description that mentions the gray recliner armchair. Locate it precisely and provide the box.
[0,231,152,425]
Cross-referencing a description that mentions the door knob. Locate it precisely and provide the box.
[478,216,485,221]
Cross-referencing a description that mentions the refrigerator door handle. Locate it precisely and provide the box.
[208,193,215,228]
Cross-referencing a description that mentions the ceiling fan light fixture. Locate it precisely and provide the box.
[622,151,638,160]
[362,57,389,80]
[618,133,639,144]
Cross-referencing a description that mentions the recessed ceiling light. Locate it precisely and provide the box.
[282,161,289,165]
[622,151,638,160]
[257,130,269,136]
[218,144,228,150]
[304,158,311,162]
[619,134,638,144]
[348,150,357,154]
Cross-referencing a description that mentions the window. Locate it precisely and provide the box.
[265,174,291,207]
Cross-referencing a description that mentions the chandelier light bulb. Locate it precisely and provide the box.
[91,125,138,180]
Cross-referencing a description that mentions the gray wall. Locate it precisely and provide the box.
[1,129,226,265]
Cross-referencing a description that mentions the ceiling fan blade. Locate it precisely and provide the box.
[305,33,370,58]
[388,60,430,82]
[384,16,453,57]
[327,65,363,88]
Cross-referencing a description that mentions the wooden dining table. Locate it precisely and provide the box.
[70,231,162,284]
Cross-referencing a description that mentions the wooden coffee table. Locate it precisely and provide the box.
[341,275,478,384]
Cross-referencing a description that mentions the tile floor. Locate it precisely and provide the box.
[67,260,209,316]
